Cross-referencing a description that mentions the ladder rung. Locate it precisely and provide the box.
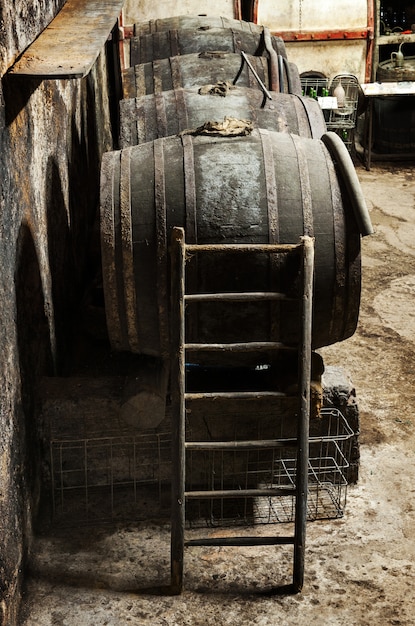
[184,391,290,400]
[185,438,297,450]
[184,341,296,352]
[185,487,297,499]
[184,243,300,253]
[184,292,296,303]
[185,536,295,547]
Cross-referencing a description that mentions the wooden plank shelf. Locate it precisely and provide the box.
[9,0,124,79]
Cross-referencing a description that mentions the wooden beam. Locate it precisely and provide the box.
[10,0,124,78]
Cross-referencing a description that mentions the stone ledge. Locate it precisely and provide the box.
[9,0,124,78]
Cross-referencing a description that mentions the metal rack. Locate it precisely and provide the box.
[301,75,361,152]
[170,227,314,594]
[49,430,171,524]
[186,407,353,528]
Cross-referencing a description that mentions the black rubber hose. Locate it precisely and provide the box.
[321,131,374,237]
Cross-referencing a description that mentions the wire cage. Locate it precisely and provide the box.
[49,430,172,524]
[49,407,354,527]
[300,74,360,152]
[185,408,354,527]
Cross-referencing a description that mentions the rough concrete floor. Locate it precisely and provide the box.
[20,161,415,625]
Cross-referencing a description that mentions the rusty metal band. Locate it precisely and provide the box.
[152,59,163,95]
[181,134,198,243]
[181,134,199,339]
[100,151,122,350]
[297,95,326,139]
[292,95,311,137]
[170,29,180,58]
[120,148,140,352]
[259,129,279,243]
[155,92,168,138]
[134,64,146,98]
[153,32,162,64]
[169,55,183,91]
[259,129,280,343]
[291,134,314,237]
[153,139,170,356]
[245,88,259,124]
[174,88,189,132]
[134,98,146,144]
[321,140,346,341]
[231,28,242,53]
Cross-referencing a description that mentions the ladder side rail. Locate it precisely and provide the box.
[170,227,186,594]
[293,235,315,592]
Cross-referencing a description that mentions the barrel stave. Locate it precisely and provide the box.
[100,130,361,359]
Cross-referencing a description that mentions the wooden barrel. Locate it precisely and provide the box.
[133,15,266,37]
[119,86,326,147]
[376,57,415,83]
[122,51,298,99]
[100,129,367,358]
[130,28,287,65]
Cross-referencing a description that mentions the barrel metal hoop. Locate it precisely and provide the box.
[174,88,189,132]
[100,151,122,349]
[152,59,163,95]
[132,64,144,99]
[259,128,280,343]
[154,139,170,355]
[134,98,146,144]
[155,91,168,138]
[290,133,314,237]
[120,148,141,352]
[181,134,199,340]
[170,55,183,91]
[170,29,180,58]
[259,129,279,243]
[231,28,243,53]
[320,138,346,341]
[292,95,311,138]
[297,95,326,139]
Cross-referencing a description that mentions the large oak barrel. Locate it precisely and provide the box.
[119,87,326,147]
[133,15,266,37]
[122,51,297,99]
[100,129,369,359]
[130,28,287,65]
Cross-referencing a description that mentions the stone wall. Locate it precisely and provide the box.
[0,3,116,623]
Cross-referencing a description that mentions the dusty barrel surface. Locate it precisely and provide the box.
[122,51,297,99]
[100,129,365,358]
[130,28,287,65]
[119,87,326,147]
[133,15,267,36]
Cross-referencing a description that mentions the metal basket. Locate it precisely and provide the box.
[185,408,354,527]
[301,75,360,152]
[49,407,354,527]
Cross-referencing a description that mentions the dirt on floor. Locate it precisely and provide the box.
[20,161,415,625]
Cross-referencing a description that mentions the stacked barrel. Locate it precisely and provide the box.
[100,15,373,361]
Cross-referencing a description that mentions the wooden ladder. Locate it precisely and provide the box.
[170,227,315,594]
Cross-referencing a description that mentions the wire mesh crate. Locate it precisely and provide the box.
[49,430,172,524]
[48,407,354,527]
[300,74,360,152]
[185,408,354,527]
